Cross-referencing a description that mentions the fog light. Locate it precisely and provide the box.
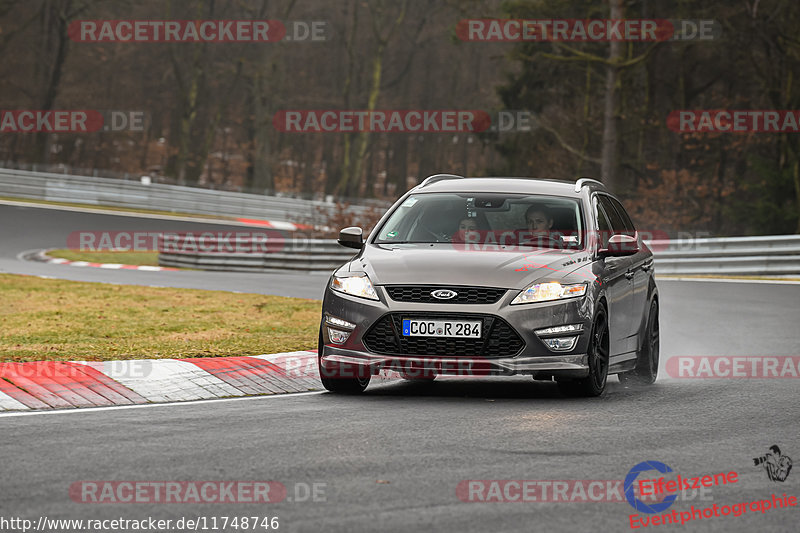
[541,336,578,352]
[327,328,351,344]
[535,324,583,335]
[325,315,356,330]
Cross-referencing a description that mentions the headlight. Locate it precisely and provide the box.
[510,282,587,305]
[330,273,379,300]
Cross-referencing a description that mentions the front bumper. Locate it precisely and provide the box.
[320,283,595,379]
[320,345,589,378]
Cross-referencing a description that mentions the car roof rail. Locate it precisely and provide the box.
[574,177,606,192]
[418,173,465,188]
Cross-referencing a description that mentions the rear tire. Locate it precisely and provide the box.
[317,329,370,394]
[557,306,610,397]
[619,300,659,386]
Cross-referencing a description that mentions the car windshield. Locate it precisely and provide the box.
[373,193,584,249]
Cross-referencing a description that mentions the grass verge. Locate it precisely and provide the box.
[0,273,320,362]
[47,249,161,267]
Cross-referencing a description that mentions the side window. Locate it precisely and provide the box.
[598,195,627,235]
[607,196,636,235]
[593,197,612,248]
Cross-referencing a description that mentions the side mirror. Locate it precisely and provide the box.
[599,233,639,257]
[338,226,364,250]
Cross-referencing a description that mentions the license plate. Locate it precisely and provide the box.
[402,319,481,338]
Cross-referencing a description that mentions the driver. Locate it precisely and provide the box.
[454,217,480,243]
[519,205,561,248]
[525,205,554,235]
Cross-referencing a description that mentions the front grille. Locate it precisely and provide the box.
[362,313,525,358]
[385,285,507,304]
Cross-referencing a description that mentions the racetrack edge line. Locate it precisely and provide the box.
[0,390,325,418]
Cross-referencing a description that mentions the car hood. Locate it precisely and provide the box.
[350,243,590,289]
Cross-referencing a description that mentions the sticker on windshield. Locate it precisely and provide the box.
[401,196,418,208]
[386,231,398,238]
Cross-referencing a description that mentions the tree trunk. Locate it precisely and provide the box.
[336,0,407,197]
[251,67,272,192]
[794,160,800,234]
[601,0,623,192]
[346,42,385,197]
[174,64,200,184]
[33,0,72,164]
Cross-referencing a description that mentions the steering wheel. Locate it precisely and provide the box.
[418,223,451,242]
[521,232,564,248]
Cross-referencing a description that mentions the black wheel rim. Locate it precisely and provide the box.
[648,305,659,375]
[591,311,609,390]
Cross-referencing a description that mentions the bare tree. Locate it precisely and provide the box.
[337,0,408,197]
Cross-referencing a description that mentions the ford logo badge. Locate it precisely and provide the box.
[431,289,457,300]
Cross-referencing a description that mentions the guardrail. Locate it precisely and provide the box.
[648,235,800,276]
[157,233,800,275]
[0,167,382,224]
[158,234,356,272]
[6,166,797,276]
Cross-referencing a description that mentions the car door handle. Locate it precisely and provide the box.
[624,270,635,280]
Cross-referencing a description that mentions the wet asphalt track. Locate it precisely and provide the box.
[1,202,799,533]
[0,202,332,299]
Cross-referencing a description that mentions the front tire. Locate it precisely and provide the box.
[557,305,610,397]
[317,329,370,394]
[619,300,659,386]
